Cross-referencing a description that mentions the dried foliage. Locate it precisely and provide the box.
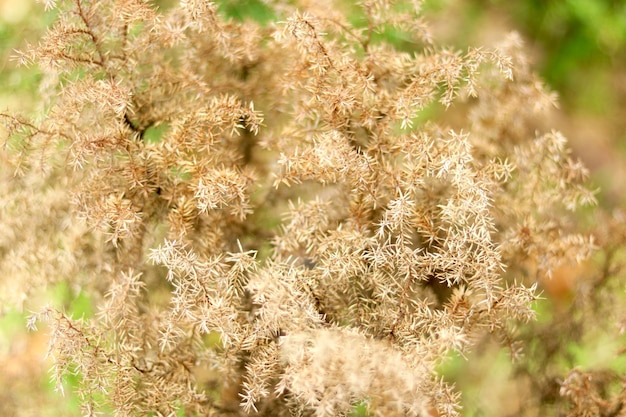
[0,0,618,416]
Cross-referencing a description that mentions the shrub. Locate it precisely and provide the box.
[0,1,613,416]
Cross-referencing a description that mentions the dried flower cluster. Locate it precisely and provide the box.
[0,0,608,416]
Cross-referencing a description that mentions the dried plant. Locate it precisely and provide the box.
[0,1,610,416]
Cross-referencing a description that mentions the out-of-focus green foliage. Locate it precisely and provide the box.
[0,282,87,417]
[217,0,276,24]
[485,0,626,113]
[0,1,56,110]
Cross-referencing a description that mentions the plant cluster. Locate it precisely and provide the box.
[0,1,617,416]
